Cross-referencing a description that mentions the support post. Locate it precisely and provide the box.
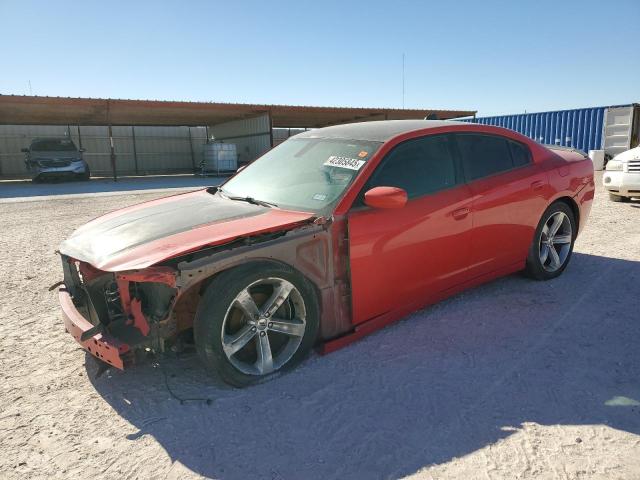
[77,125,82,149]
[108,124,117,182]
[188,126,196,172]
[131,126,139,175]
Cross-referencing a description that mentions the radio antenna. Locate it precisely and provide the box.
[402,53,405,109]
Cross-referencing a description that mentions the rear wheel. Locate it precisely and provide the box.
[525,202,576,280]
[609,193,629,202]
[194,262,319,387]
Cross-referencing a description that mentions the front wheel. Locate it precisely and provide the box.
[524,202,576,280]
[194,262,319,387]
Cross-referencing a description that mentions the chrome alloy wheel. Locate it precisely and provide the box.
[539,211,573,272]
[221,277,307,376]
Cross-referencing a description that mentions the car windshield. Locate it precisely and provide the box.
[220,137,381,214]
[30,139,77,152]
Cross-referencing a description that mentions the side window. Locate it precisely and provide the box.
[508,140,532,167]
[456,134,513,181]
[366,135,457,199]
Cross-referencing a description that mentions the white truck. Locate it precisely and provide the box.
[603,145,640,202]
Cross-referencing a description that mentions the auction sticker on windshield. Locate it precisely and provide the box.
[324,156,366,170]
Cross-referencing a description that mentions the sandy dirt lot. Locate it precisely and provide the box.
[1,178,639,480]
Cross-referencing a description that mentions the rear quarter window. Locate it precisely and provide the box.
[508,140,532,167]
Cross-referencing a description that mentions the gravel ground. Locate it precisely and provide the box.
[1,177,639,480]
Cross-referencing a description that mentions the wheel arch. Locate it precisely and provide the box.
[551,195,580,232]
[171,257,323,334]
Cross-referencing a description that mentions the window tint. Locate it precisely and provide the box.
[30,139,77,152]
[456,134,513,181]
[508,140,531,167]
[367,135,457,199]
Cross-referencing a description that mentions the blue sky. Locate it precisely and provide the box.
[0,0,638,116]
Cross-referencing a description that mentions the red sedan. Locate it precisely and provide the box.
[58,120,594,386]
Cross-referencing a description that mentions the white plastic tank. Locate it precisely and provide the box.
[589,149,606,171]
[203,143,238,174]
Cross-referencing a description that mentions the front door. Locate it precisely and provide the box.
[348,134,474,325]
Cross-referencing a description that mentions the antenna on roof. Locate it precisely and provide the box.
[402,53,405,109]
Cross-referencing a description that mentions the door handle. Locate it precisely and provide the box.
[531,180,545,191]
[452,207,470,220]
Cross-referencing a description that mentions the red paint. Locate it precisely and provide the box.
[115,275,151,337]
[117,266,177,287]
[60,122,595,367]
[321,261,524,354]
[60,289,127,369]
[463,163,550,278]
[332,124,593,350]
[349,183,474,323]
[363,186,408,209]
[130,298,150,337]
[94,206,315,271]
[78,261,104,283]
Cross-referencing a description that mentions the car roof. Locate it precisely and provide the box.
[295,119,469,142]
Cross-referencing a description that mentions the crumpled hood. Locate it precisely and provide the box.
[59,189,315,272]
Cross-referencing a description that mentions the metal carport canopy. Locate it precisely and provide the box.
[0,95,475,128]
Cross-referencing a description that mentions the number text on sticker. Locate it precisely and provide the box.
[324,156,366,171]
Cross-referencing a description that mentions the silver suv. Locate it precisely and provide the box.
[22,138,90,182]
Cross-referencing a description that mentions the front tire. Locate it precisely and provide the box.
[524,202,576,280]
[194,262,319,387]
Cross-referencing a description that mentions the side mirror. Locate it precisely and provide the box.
[79,148,85,153]
[363,186,408,209]
[21,148,29,153]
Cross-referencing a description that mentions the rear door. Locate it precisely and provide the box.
[454,133,548,277]
[348,134,474,324]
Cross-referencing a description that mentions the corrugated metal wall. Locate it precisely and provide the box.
[272,128,309,146]
[462,107,613,153]
[0,124,207,177]
[602,106,639,157]
[209,114,272,165]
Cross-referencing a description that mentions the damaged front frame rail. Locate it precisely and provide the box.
[58,216,354,370]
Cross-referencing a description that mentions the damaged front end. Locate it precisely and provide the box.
[59,255,178,369]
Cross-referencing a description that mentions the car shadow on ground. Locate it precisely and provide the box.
[0,175,223,199]
[87,252,640,479]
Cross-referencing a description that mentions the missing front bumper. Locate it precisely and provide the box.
[60,288,128,369]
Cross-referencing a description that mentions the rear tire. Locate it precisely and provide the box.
[194,261,319,387]
[609,193,629,202]
[524,202,576,281]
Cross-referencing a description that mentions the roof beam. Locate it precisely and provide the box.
[0,95,476,128]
